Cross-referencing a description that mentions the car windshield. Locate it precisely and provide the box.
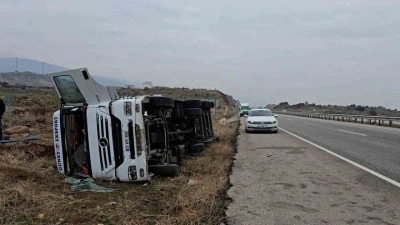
[249,110,273,117]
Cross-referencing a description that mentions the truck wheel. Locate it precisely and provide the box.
[183,100,201,108]
[201,101,211,108]
[184,108,202,117]
[148,96,174,108]
[188,143,205,155]
[203,138,214,147]
[201,101,215,109]
[173,101,185,119]
[148,164,179,176]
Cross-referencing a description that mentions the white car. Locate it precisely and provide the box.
[245,109,278,133]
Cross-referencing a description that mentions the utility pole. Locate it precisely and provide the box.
[41,62,44,74]
[15,57,19,72]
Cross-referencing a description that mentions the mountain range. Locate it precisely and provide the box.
[0,58,141,87]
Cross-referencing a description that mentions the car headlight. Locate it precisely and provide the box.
[247,120,254,124]
[272,121,277,124]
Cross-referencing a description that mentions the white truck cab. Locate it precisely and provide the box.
[51,68,178,182]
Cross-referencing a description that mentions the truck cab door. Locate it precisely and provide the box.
[50,68,119,105]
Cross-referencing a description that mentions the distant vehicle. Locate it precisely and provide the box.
[245,109,278,133]
[240,103,250,116]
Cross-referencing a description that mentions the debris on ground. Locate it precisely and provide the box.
[4,125,30,135]
[105,202,117,206]
[187,179,199,186]
[64,176,118,192]
[37,213,45,220]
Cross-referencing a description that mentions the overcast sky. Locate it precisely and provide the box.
[1,0,400,109]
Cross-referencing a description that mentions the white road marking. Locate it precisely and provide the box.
[338,129,367,137]
[287,119,292,121]
[279,127,400,188]
[304,122,314,126]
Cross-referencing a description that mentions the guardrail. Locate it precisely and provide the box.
[273,111,400,127]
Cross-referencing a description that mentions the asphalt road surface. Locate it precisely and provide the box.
[225,118,400,225]
[277,114,400,183]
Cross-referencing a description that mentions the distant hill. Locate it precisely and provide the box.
[0,58,140,87]
[0,72,53,87]
[0,58,68,74]
[273,102,400,117]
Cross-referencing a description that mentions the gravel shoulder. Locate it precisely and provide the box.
[225,118,400,225]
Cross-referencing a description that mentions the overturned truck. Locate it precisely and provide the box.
[51,68,216,182]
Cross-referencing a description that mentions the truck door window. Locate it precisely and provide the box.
[53,75,86,104]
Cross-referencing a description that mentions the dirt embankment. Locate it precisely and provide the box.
[1,86,239,225]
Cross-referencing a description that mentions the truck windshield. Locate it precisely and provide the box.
[53,75,86,104]
[241,106,250,110]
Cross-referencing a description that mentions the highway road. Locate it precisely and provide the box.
[277,114,400,183]
[225,118,400,224]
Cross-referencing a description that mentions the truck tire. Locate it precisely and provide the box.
[201,101,213,109]
[148,96,174,108]
[0,99,5,117]
[203,138,214,147]
[183,100,201,108]
[184,108,202,117]
[173,101,185,119]
[148,164,179,176]
[188,143,205,155]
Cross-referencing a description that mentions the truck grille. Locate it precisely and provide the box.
[97,114,112,171]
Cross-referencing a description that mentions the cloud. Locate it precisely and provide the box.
[1,0,400,109]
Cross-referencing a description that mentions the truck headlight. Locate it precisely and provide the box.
[124,102,132,115]
[128,166,137,180]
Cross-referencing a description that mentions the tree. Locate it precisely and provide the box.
[355,105,365,111]
[369,110,377,116]
[278,102,289,107]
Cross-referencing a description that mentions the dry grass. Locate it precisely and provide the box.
[0,87,239,225]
